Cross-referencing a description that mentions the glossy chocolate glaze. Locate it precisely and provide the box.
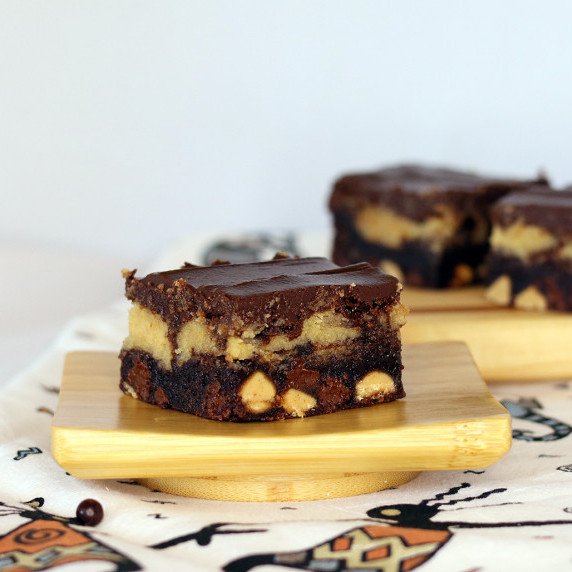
[125,256,400,330]
[329,164,547,221]
[492,187,572,235]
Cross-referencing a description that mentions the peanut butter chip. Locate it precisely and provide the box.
[239,371,276,413]
[355,371,395,401]
[449,263,474,287]
[281,389,317,417]
[514,285,548,311]
[486,275,512,306]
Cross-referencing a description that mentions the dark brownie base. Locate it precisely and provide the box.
[487,254,572,312]
[119,345,404,422]
[331,213,488,288]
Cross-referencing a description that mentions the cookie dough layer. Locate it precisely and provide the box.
[123,302,408,369]
[119,256,407,421]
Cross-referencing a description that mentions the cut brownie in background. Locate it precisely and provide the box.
[119,255,407,421]
[486,187,572,312]
[329,164,547,288]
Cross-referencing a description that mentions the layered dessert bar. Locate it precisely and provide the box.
[486,187,572,311]
[329,164,546,288]
[119,255,407,421]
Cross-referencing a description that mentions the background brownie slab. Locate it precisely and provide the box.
[329,164,547,288]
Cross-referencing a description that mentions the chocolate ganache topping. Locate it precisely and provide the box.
[124,257,400,332]
[329,164,548,222]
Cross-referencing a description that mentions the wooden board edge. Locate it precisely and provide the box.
[403,313,572,382]
[51,413,512,480]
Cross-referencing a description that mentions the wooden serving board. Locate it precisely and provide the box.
[401,287,572,382]
[52,342,510,501]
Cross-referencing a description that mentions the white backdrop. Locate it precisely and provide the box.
[2,0,572,264]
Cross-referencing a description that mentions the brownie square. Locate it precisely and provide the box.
[119,255,407,421]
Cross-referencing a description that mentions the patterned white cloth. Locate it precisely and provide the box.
[2,236,572,571]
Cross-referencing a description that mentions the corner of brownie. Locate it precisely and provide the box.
[119,254,407,421]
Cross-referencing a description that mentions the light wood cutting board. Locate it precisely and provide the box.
[401,287,572,382]
[52,342,511,501]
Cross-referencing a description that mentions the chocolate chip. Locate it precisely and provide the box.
[76,498,104,526]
